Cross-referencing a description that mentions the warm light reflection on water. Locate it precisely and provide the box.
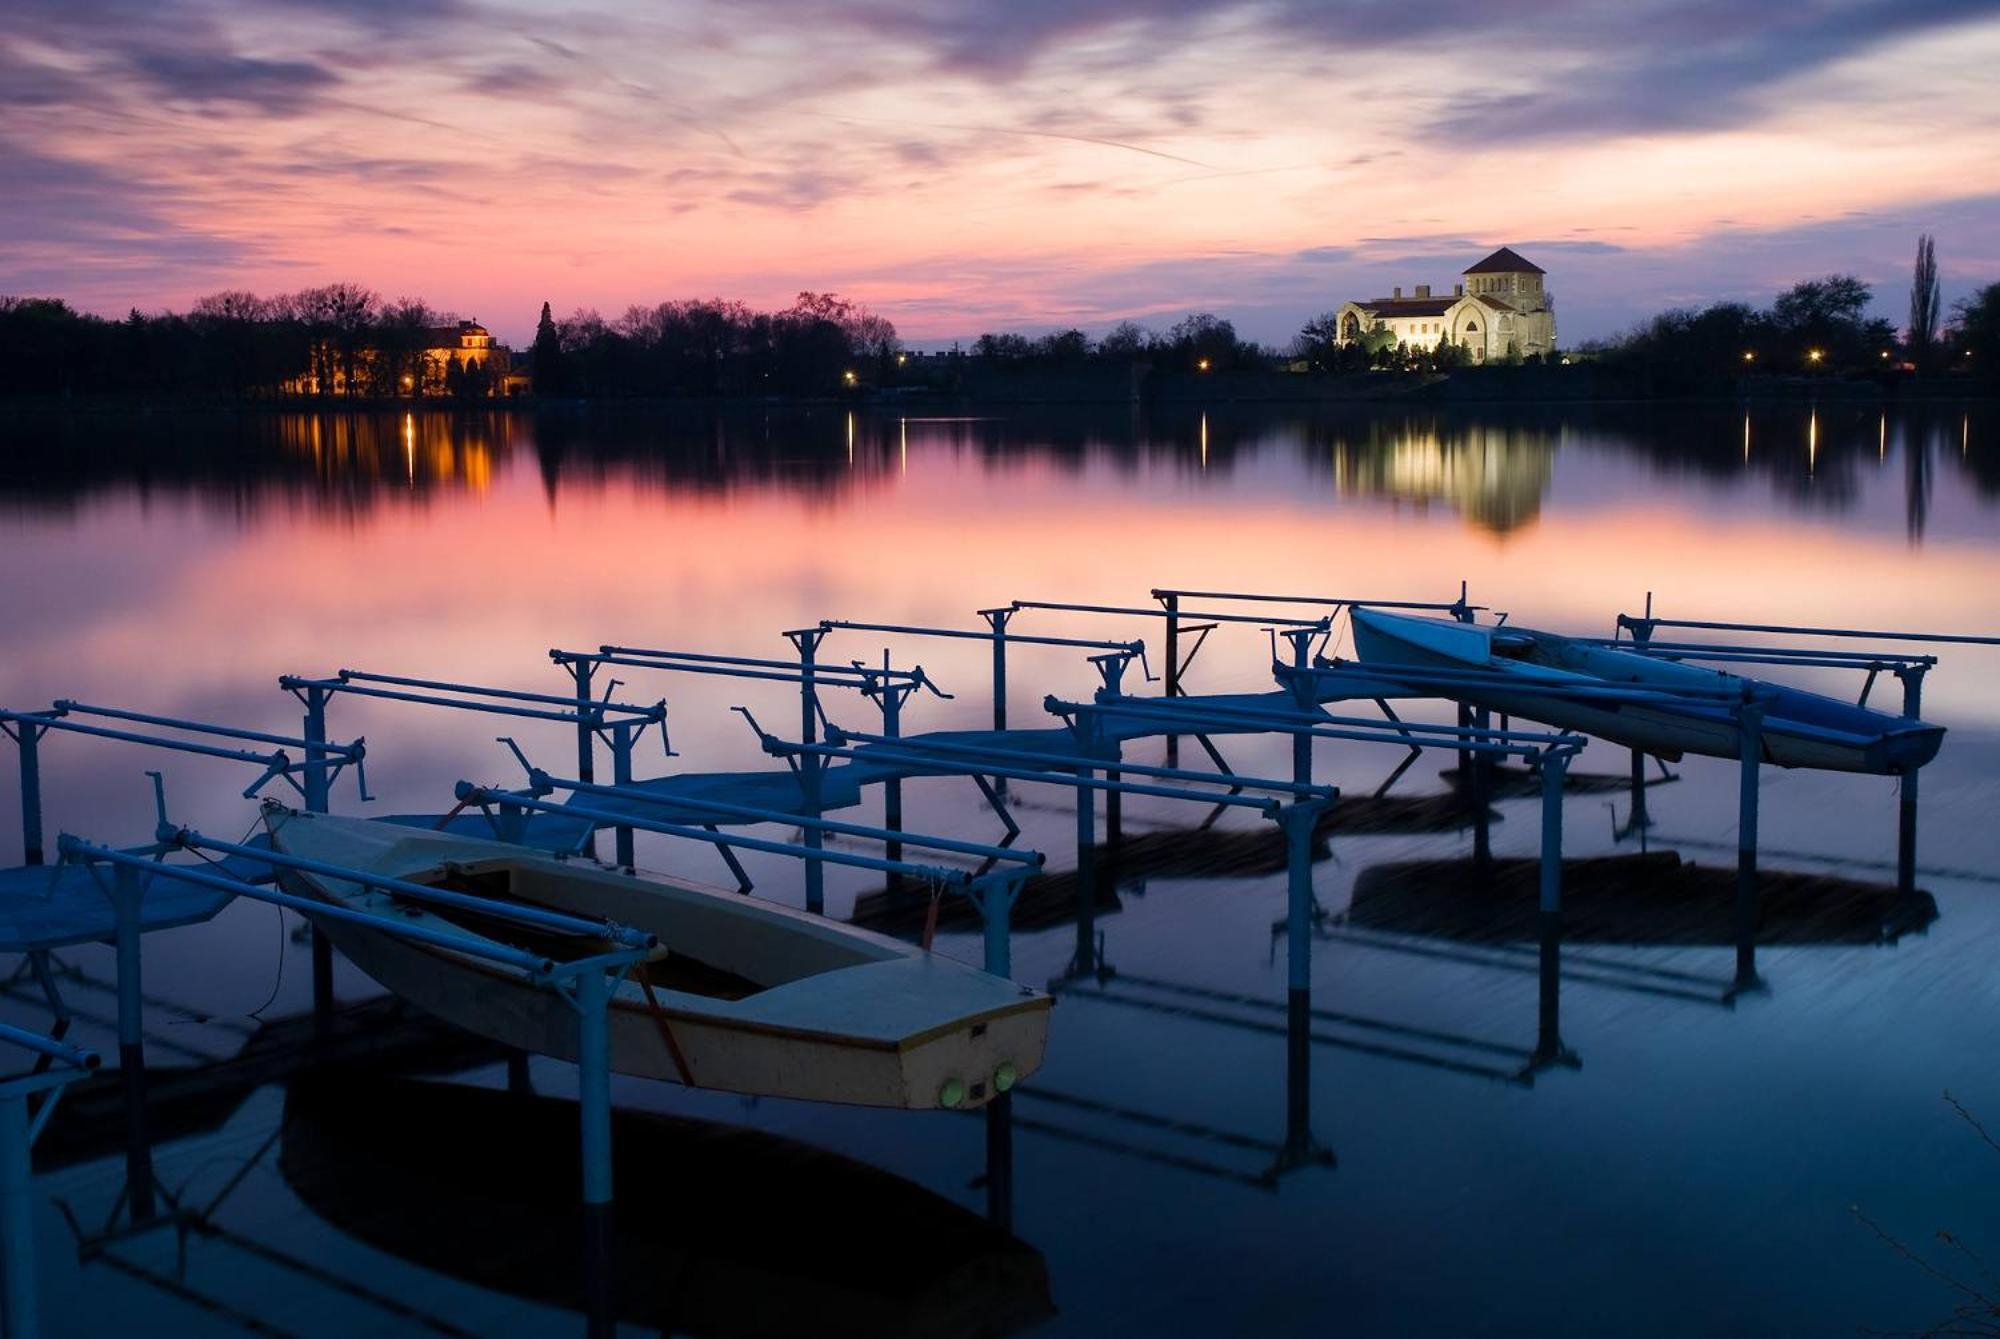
[2,402,1995,723]
[2,401,2000,1338]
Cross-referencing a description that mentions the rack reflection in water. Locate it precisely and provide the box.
[277,1074,1053,1338]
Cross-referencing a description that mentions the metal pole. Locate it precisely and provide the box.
[0,1094,34,1339]
[1281,807,1314,1142]
[1163,592,1180,766]
[1628,747,1649,833]
[983,608,1011,733]
[1074,765,1097,979]
[1735,703,1764,993]
[1896,668,1924,900]
[1536,752,1567,1064]
[573,965,616,1339]
[882,675,904,870]
[1104,738,1122,848]
[983,607,1013,800]
[301,685,334,1034]
[610,721,636,870]
[793,629,827,914]
[570,659,596,787]
[111,865,156,1223]
[17,726,43,868]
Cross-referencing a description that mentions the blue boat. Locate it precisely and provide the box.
[1343,608,1944,775]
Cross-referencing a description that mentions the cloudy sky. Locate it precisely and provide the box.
[4,0,1998,345]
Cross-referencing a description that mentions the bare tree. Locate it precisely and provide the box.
[1909,234,1941,373]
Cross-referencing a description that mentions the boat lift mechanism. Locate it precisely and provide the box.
[2,702,367,869]
[0,703,371,1041]
[754,702,1342,1172]
[55,812,657,1339]
[1613,593,2000,904]
[1053,684,1589,1077]
[550,642,958,912]
[274,669,667,1025]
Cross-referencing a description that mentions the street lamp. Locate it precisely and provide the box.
[1806,349,1824,366]
[1742,351,1755,364]
[1196,357,1211,372]
[842,369,857,387]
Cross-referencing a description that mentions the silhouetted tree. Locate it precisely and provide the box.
[1951,282,2000,383]
[1909,234,1941,372]
[531,300,565,396]
[1098,321,1150,358]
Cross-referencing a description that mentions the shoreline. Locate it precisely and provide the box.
[0,374,1991,415]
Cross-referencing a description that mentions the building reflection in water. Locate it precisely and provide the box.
[1322,417,1559,535]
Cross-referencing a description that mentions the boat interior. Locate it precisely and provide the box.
[401,858,882,1000]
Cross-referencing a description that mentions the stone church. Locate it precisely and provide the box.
[1334,247,1556,361]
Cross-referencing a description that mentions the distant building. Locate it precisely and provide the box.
[1334,247,1556,362]
[286,319,523,396]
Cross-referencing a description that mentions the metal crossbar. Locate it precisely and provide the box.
[1152,588,1479,614]
[279,673,664,729]
[1014,599,1327,629]
[455,783,991,885]
[792,728,1332,808]
[165,826,658,950]
[58,838,650,981]
[0,1021,98,1073]
[332,671,663,717]
[522,770,1041,867]
[1574,640,1935,670]
[1616,613,2000,648]
[47,703,363,757]
[1054,695,1584,760]
[819,620,1142,654]
[0,708,356,770]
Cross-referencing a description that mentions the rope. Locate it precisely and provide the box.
[177,814,288,1023]
[634,969,695,1085]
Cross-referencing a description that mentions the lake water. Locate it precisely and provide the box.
[2,401,1998,1337]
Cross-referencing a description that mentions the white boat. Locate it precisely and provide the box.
[1341,607,1944,775]
[264,809,1048,1110]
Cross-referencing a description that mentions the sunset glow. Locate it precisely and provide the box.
[6,2,1999,342]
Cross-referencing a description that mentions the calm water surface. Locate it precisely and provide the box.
[2,402,1998,1337]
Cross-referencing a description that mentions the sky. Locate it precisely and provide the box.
[4,0,1999,347]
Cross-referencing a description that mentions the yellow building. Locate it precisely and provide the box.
[1335,247,1556,362]
[286,320,519,396]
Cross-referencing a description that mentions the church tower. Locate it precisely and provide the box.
[1461,246,1547,306]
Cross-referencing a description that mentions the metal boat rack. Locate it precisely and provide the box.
[54,812,657,1339]
[1121,583,1988,996]
[0,1023,97,1337]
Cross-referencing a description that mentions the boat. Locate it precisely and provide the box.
[1340,607,1943,775]
[280,1074,1055,1338]
[263,808,1048,1110]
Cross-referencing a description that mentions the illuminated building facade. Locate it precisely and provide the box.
[1334,247,1557,361]
[285,320,522,396]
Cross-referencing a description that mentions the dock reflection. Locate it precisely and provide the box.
[279,1074,1055,1337]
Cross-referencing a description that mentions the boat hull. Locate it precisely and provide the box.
[1347,610,1943,775]
[270,813,1048,1110]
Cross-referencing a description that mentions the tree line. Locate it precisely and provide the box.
[0,286,900,400]
[1579,237,1994,380]
[529,292,897,398]
[966,313,1278,371]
